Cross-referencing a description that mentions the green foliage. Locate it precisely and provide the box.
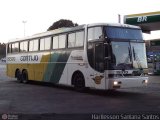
[0,43,6,58]
[47,19,78,31]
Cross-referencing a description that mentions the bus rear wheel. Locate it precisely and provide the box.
[16,70,22,83]
[22,70,28,84]
[73,73,85,92]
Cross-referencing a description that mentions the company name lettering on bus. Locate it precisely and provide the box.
[137,16,147,22]
[20,55,38,61]
[7,57,16,61]
[71,56,83,60]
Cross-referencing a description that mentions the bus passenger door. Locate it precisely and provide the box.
[94,42,106,89]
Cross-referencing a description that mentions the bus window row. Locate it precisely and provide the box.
[8,31,84,53]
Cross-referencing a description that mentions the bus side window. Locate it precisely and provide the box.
[45,37,51,50]
[23,41,28,52]
[68,33,76,48]
[40,38,45,50]
[40,37,51,51]
[20,41,28,52]
[59,34,66,49]
[33,39,39,51]
[29,40,34,51]
[29,39,38,51]
[75,31,84,47]
[12,42,19,53]
[68,31,84,48]
[53,36,59,49]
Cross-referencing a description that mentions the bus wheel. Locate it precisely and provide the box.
[73,73,85,92]
[16,70,22,83]
[22,70,28,84]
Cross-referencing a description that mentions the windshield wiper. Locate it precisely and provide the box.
[133,47,136,60]
[128,47,132,62]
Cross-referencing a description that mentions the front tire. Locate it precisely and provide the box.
[73,73,85,92]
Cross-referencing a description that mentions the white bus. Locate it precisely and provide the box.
[6,23,148,91]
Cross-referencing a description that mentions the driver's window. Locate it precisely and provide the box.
[88,27,102,41]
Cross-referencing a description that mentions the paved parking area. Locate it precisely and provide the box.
[0,64,160,119]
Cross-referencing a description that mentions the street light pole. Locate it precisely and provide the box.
[22,21,27,37]
[118,14,121,23]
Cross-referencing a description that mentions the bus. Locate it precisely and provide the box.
[6,23,148,91]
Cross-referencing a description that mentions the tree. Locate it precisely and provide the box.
[47,19,78,31]
[0,43,6,58]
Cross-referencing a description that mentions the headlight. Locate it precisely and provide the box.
[142,80,148,84]
[144,80,148,84]
[113,81,118,85]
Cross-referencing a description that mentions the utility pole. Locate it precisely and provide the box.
[118,14,121,23]
[22,21,27,36]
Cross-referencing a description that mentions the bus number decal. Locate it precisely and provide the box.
[7,57,16,61]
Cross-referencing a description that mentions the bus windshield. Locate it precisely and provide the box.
[105,27,147,70]
[110,41,148,70]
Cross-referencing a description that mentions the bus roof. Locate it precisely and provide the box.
[8,23,140,43]
[87,23,140,29]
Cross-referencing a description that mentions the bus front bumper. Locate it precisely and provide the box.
[108,76,148,89]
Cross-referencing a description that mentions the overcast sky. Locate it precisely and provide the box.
[0,0,160,43]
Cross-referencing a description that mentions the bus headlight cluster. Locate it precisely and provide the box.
[113,81,118,85]
[143,79,148,84]
[113,81,121,88]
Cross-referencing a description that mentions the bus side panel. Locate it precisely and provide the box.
[34,52,50,81]
[66,50,95,87]
[7,53,27,78]
[43,51,71,83]
[34,63,44,81]
[7,64,18,78]
[27,64,35,80]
